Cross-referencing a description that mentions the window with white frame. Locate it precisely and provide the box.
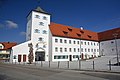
[43,16,47,20]
[42,30,47,34]
[69,40,71,44]
[55,47,58,52]
[60,48,62,52]
[69,48,72,52]
[34,29,40,33]
[55,39,58,43]
[64,40,67,43]
[64,48,67,52]
[35,15,40,19]
[39,22,44,26]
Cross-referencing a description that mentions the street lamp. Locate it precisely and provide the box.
[113,33,119,66]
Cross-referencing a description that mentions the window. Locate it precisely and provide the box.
[91,49,93,52]
[85,48,87,52]
[84,42,86,45]
[77,41,79,44]
[81,41,83,45]
[55,47,58,52]
[94,49,96,52]
[78,48,80,52]
[54,55,68,59]
[112,49,114,51]
[102,49,104,52]
[35,15,40,19]
[81,48,83,52]
[88,42,89,45]
[43,16,47,20]
[69,48,72,52]
[55,39,58,43]
[74,41,76,44]
[88,49,90,52]
[101,43,104,45]
[39,22,44,26]
[65,48,67,52]
[97,43,99,46]
[13,55,16,59]
[91,42,93,45]
[64,40,67,43]
[38,37,43,41]
[94,43,96,46]
[60,48,62,52]
[60,39,62,43]
[73,55,79,58]
[74,48,76,52]
[42,30,47,34]
[69,40,71,44]
[111,41,114,44]
[43,45,46,48]
[0,46,2,49]
[34,29,40,33]
[97,49,99,52]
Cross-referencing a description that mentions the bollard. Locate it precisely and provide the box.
[79,60,81,70]
[49,61,50,68]
[109,60,111,70]
[93,61,95,70]
[58,61,60,68]
[68,61,69,69]
[41,61,42,67]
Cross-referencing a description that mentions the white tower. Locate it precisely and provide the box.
[26,6,51,61]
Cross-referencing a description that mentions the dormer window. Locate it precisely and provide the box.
[80,30,84,34]
[88,35,92,38]
[63,31,68,35]
[68,28,72,31]
[76,33,81,37]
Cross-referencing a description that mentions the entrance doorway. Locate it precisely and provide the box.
[69,55,72,61]
[35,51,45,61]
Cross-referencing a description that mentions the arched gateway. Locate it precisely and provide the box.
[35,48,45,61]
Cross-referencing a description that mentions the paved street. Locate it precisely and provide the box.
[0,63,120,80]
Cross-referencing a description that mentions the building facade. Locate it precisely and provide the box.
[11,6,120,63]
[0,42,16,62]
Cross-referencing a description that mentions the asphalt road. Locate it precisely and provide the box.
[0,63,120,80]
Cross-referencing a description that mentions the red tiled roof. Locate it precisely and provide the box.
[0,42,16,50]
[98,27,120,41]
[49,22,99,41]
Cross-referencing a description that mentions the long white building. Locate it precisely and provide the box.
[11,6,120,62]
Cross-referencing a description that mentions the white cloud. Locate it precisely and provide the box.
[20,31,26,36]
[5,20,18,28]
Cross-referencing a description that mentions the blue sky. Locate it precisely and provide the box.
[0,0,120,43]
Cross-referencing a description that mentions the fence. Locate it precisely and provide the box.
[6,58,120,72]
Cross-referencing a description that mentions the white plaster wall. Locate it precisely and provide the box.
[52,36,81,61]
[31,11,50,61]
[100,39,120,56]
[81,40,99,59]
[12,41,31,62]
